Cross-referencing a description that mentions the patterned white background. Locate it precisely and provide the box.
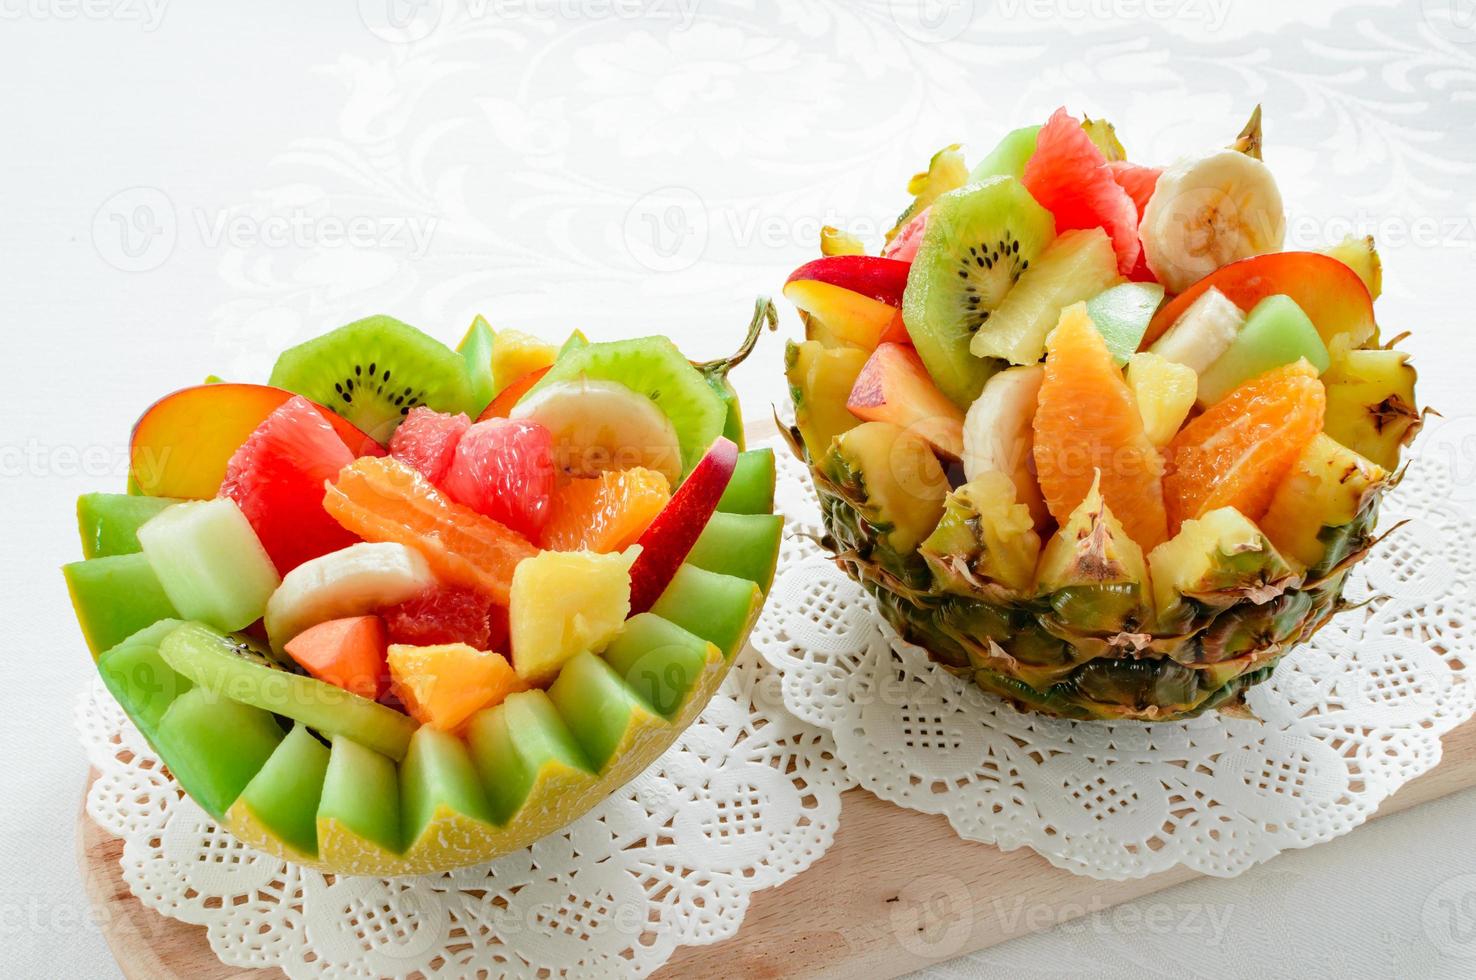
[4,1,1476,977]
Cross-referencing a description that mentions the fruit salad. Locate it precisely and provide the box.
[66,304,782,874]
[783,107,1421,722]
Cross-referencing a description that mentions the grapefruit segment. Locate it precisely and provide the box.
[221,396,360,575]
[388,407,470,485]
[1023,108,1142,276]
[1163,360,1326,533]
[382,585,509,652]
[1033,303,1169,551]
[324,456,537,605]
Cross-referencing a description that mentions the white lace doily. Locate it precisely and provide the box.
[77,644,852,978]
[753,436,1475,880]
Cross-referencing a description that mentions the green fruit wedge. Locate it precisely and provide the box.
[902,177,1057,407]
[65,554,179,659]
[77,493,181,559]
[716,449,776,515]
[970,125,1041,182]
[159,621,417,761]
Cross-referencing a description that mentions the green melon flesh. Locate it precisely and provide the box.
[650,564,763,660]
[716,449,776,515]
[467,690,593,824]
[1086,282,1165,364]
[401,726,496,846]
[238,724,330,857]
[159,621,417,761]
[970,125,1041,182]
[153,687,285,819]
[97,620,190,734]
[1197,294,1331,406]
[459,315,497,415]
[77,493,181,559]
[64,554,179,658]
[137,498,280,633]
[546,651,653,769]
[685,512,783,595]
[523,336,727,477]
[601,613,716,719]
[319,736,401,853]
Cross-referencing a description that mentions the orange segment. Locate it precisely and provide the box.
[540,467,671,553]
[324,456,537,604]
[1033,303,1169,551]
[1164,360,1326,533]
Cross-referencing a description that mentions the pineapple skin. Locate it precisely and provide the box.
[786,414,1388,722]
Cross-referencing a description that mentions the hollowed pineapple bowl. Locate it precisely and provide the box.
[66,305,781,874]
[783,107,1421,722]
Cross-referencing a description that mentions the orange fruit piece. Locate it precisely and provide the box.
[1033,303,1169,551]
[540,467,671,553]
[387,643,526,731]
[1164,360,1326,533]
[324,456,537,605]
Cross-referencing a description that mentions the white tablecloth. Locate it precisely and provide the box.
[2,2,1473,977]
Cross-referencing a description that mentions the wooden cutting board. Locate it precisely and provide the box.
[78,716,1476,979]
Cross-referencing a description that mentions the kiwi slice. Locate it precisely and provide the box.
[521,336,726,478]
[269,315,476,443]
[901,177,1056,407]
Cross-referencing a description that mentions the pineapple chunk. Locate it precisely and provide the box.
[388,643,525,731]
[1147,507,1296,626]
[1320,235,1382,301]
[1322,348,1420,470]
[1125,352,1197,446]
[1260,433,1387,571]
[1035,474,1150,631]
[820,225,865,257]
[490,329,558,397]
[785,340,867,460]
[822,421,948,556]
[509,550,635,686]
[921,471,1041,593]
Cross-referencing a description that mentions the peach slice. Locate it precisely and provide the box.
[1143,252,1375,352]
[846,342,964,460]
[784,256,912,350]
[130,383,383,499]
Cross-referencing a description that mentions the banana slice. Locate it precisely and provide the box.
[962,365,1048,529]
[1140,148,1285,293]
[1148,286,1245,374]
[265,542,436,652]
[511,378,682,486]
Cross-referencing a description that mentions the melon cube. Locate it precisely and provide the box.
[387,642,526,731]
[509,549,634,686]
[137,497,280,632]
